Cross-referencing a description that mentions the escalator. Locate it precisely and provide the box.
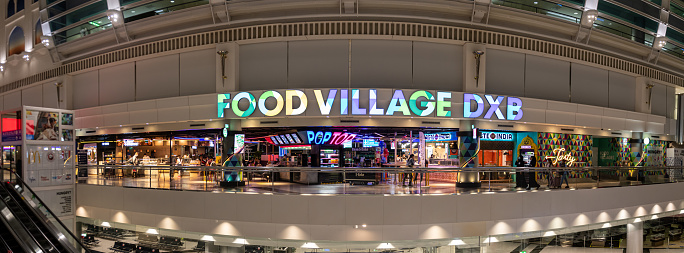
[0,220,21,253]
[0,168,91,253]
[0,182,67,253]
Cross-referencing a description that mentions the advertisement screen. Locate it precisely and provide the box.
[26,110,60,141]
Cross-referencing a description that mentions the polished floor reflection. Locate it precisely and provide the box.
[79,170,676,195]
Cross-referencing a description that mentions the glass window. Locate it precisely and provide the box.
[7,0,15,18]
[16,0,23,12]
[598,0,659,32]
[671,3,684,21]
[122,0,208,23]
[48,0,107,32]
[593,16,654,44]
[47,0,92,18]
[491,0,582,23]
[53,16,110,45]
[610,0,659,19]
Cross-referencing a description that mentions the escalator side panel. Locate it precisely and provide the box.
[0,190,48,253]
[0,183,62,253]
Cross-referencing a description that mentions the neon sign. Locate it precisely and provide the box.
[218,89,452,118]
[479,132,513,141]
[305,131,357,145]
[545,148,576,166]
[464,93,523,120]
[424,132,457,142]
[219,90,523,120]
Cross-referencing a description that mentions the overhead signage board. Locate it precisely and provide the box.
[303,131,357,145]
[218,90,523,120]
[267,133,304,146]
[363,139,380,147]
[479,131,514,141]
[424,132,457,142]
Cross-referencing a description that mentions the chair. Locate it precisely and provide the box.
[193,241,205,252]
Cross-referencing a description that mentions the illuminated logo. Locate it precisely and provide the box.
[218,89,453,118]
[464,94,523,120]
[479,132,513,141]
[424,132,455,141]
[545,148,576,166]
[305,131,357,145]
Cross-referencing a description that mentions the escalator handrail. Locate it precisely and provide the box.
[2,168,92,253]
[1,182,66,253]
[0,187,52,253]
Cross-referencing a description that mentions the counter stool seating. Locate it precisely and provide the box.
[110,241,136,252]
[193,241,205,252]
[136,245,161,253]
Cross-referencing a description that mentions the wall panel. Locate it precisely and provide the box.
[288,40,348,88]
[570,63,608,107]
[667,86,675,119]
[413,42,462,91]
[351,40,412,89]
[99,63,135,106]
[21,85,42,107]
[180,49,216,96]
[651,83,667,117]
[136,55,180,101]
[486,49,525,97]
[43,83,59,108]
[239,42,287,90]
[525,55,570,102]
[608,71,636,111]
[3,91,21,110]
[72,70,99,109]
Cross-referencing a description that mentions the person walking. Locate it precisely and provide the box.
[403,154,415,187]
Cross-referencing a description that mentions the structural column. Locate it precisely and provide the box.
[626,222,644,253]
[457,121,481,188]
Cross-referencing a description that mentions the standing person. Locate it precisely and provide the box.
[403,154,415,187]
[515,154,526,188]
[560,160,571,188]
[527,155,540,190]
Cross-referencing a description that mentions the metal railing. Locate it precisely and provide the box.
[76,164,684,195]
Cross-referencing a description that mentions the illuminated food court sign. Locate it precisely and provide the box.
[217,90,522,120]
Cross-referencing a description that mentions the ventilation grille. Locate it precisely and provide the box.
[340,119,360,123]
[561,128,574,131]
[497,124,514,128]
[189,124,205,127]
[260,121,278,124]
[132,127,145,130]
[2,21,683,94]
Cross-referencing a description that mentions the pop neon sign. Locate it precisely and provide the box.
[218,90,522,120]
[305,131,357,145]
